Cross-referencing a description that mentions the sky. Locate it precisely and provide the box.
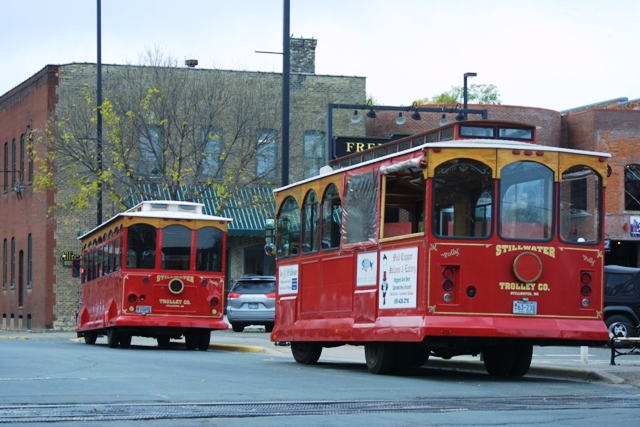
[1,0,639,112]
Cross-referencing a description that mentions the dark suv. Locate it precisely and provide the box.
[604,265,640,339]
[226,275,276,333]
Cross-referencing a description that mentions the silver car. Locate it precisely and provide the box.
[226,275,276,332]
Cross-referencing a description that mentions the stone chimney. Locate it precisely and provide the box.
[290,37,317,74]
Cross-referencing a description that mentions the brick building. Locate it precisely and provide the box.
[362,99,640,267]
[0,38,365,331]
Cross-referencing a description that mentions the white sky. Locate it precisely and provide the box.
[2,0,639,111]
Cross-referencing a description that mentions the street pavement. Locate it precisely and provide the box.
[2,326,640,387]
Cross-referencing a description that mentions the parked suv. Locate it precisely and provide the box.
[604,265,640,339]
[226,275,276,333]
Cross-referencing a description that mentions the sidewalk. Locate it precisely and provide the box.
[3,327,640,387]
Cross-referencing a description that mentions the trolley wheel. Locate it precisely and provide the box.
[364,342,398,375]
[83,332,98,345]
[119,333,132,349]
[291,342,322,365]
[107,328,120,348]
[185,331,198,350]
[391,343,429,375]
[231,323,244,333]
[197,330,211,351]
[157,336,171,348]
[483,340,516,376]
[509,341,533,377]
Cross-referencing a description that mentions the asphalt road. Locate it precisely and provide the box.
[1,329,639,427]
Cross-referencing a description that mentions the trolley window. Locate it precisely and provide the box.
[196,227,223,272]
[559,165,601,243]
[433,159,493,238]
[499,161,553,240]
[277,196,301,258]
[127,224,157,269]
[343,170,379,245]
[321,184,341,250]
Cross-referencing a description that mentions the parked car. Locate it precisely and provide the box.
[604,265,640,339]
[226,275,276,332]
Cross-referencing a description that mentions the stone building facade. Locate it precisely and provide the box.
[0,38,366,331]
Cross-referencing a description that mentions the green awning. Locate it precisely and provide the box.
[127,185,275,237]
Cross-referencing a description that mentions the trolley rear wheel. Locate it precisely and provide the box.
[185,331,198,350]
[291,342,322,365]
[364,342,398,375]
[197,330,211,351]
[119,333,132,349]
[83,332,97,345]
[483,340,532,377]
[107,328,120,348]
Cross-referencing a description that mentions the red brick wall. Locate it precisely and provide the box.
[0,66,58,330]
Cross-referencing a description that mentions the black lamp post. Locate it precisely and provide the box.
[463,72,477,120]
[96,0,103,225]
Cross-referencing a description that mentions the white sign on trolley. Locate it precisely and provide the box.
[378,247,418,309]
[356,252,378,287]
[278,264,299,295]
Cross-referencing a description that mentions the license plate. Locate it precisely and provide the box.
[136,305,152,314]
[513,300,537,315]
[248,303,258,309]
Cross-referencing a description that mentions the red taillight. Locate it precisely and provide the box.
[265,292,276,299]
[210,297,219,307]
[127,293,137,304]
[227,292,241,299]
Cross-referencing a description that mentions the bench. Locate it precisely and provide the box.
[609,325,640,365]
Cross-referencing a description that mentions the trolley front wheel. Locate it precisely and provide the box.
[291,342,322,365]
[83,332,97,345]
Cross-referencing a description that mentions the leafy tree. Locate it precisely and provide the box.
[33,50,309,220]
[414,84,501,105]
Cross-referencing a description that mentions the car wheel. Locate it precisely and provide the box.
[606,314,637,338]
[231,323,244,332]
[264,323,274,333]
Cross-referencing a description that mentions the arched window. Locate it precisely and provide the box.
[302,190,319,253]
[277,196,300,257]
[433,159,493,238]
[559,165,601,243]
[196,227,224,272]
[321,184,341,250]
[499,161,553,240]
[625,164,640,211]
[161,225,191,271]
[127,224,157,269]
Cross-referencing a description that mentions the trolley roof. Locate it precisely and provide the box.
[78,200,232,240]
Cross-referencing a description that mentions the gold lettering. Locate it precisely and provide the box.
[346,142,355,153]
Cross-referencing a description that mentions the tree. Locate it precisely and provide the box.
[414,84,501,105]
[33,51,306,220]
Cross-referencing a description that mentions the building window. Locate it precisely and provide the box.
[20,134,25,184]
[200,128,223,179]
[28,132,34,183]
[625,164,640,211]
[138,125,162,177]
[3,142,8,192]
[12,138,16,187]
[2,239,6,290]
[11,237,15,289]
[27,234,32,288]
[302,131,325,179]
[256,130,278,182]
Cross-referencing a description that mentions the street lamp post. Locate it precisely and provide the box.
[96,0,103,225]
[463,72,477,120]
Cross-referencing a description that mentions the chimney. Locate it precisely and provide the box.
[290,37,317,74]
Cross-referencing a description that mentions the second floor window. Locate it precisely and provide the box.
[256,130,277,182]
[303,131,324,179]
[138,125,162,177]
[625,164,640,211]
